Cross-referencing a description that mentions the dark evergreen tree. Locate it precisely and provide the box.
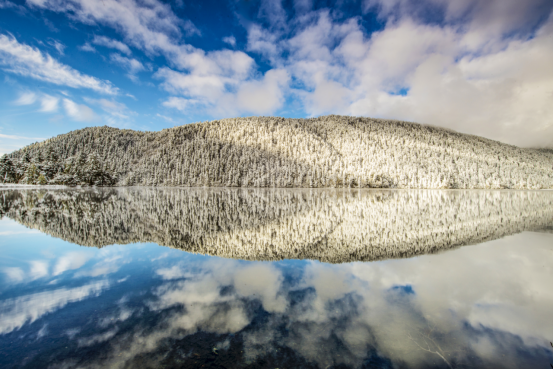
[43,148,61,180]
[22,164,39,184]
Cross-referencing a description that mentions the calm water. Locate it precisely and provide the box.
[0,188,552,368]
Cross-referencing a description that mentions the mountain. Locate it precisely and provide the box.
[1,116,552,189]
[1,188,551,263]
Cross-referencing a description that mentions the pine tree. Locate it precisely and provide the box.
[43,148,60,180]
[22,164,39,184]
[37,174,47,185]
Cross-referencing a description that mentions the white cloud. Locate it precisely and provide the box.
[14,92,37,105]
[236,69,289,114]
[85,97,125,112]
[92,35,131,55]
[62,98,98,122]
[161,96,198,112]
[47,39,65,55]
[23,0,552,147]
[0,34,118,94]
[109,53,146,81]
[84,98,134,126]
[222,35,236,47]
[158,67,289,116]
[39,94,59,112]
[24,0,269,115]
[79,42,96,53]
[26,0,191,61]
[13,91,59,113]
[243,3,552,147]
[246,24,281,62]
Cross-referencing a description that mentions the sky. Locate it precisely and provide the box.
[0,0,552,155]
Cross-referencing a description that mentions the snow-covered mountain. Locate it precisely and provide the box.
[1,116,552,189]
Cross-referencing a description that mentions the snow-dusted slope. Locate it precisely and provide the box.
[3,116,552,189]
[2,188,551,263]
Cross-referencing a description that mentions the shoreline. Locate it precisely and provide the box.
[0,184,551,191]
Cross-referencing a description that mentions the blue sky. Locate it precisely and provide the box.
[0,0,552,155]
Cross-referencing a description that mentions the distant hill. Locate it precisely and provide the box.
[1,188,551,263]
[1,116,552,189]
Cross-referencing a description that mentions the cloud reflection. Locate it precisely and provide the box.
[0,280,110,335]
[69,231,551,368]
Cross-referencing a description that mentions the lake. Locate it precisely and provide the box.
[0,187,552,368]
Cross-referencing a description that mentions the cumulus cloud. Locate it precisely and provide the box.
[161,96,198,112]
[245,2,551,147]
[158,68,289,115]
[39,94,59,112]
[24,0,288,116]
[13,92,37,105]
[79,42,96,53]
[222,35,236,47]
[62,98,98,122]
[24,0,552,146]
[235,69,289,115]
[13,91,59,112]
[0,34,118,95]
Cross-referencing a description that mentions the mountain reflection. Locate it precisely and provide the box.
[0,188,551,263]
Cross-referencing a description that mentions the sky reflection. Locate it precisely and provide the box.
[0,189,551,368]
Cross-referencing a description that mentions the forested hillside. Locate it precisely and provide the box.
[1,188,551,263]
[1,116,552,189]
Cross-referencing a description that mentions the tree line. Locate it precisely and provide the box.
[0,149,115,186]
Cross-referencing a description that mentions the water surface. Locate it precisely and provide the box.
[0,188,552,368]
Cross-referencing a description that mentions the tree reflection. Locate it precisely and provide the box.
[0,188,551,263]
